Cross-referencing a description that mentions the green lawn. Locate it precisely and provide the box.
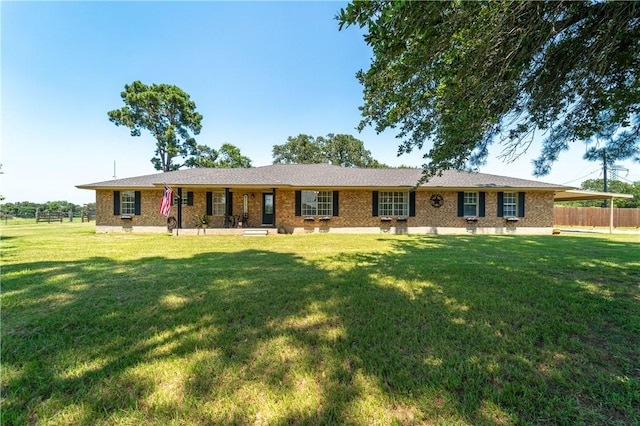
[1,223,639,425]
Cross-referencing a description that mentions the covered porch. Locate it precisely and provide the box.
[554,189,634,233]
[168,186,277,231]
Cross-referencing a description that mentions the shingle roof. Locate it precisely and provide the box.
[77,164,571,190]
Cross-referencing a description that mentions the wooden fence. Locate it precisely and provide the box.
[35,210,95,223]
[554,206,640,228]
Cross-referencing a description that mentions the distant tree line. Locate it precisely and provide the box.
[0,201,96,219]
[558,179,640,208]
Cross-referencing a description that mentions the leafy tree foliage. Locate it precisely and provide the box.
[214,143,252,168]
[338,1,640,177]
[183,144,219,168]
[108,81,203,172]
[578,179,640,208]
[272,133,387,167]
[582,113,640,166]
[323,133,387,168]
[272,134,325,165]
[183,143,252,168]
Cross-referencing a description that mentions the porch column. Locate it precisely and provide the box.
[224,188,230,228]
[609,196,614,234]
[177,187,183,229]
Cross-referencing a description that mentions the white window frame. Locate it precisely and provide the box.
[302,190,333,216]
[211,191,225,216]
[463,192,478,217]
[379,191,409,217]
[503,192,517,217]
[173,194,189,206]
[121,191,136,216]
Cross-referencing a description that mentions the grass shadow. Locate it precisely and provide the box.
[2,234,639,424]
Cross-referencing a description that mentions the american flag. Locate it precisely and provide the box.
[159,186,173,217]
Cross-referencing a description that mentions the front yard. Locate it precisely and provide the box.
[1,223,638,425]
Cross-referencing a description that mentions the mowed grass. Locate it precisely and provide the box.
[1,223,639,425]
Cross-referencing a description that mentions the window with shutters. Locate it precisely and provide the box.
[463,192,478,217]
[211,191,225,216]
[301,190,333,216]
[174,194,188,206]
[503,192,517,217]
[121,191,136,216]
[379,191,408,216]
[173,191,194,206]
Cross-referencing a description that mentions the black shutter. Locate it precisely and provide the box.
[227,192,233,216]
[187,191,194,206]
[113,191,120,215]
[518,192,526,217]
[457,192,464,217]
[409,191,416,217]
[295,191,301,216]
[497,192,504,217]
[333,191,339,216]
[479,192,486,217]
[206,191,213,216]
[372,191,379,216]
[134,191,141,215]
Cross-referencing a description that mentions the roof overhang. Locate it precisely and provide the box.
[554,189,633,202]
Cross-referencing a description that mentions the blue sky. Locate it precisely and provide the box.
[2,1,638,204]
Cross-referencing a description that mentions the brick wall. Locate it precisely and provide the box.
[96,188,555,231]
[276,189,554,229]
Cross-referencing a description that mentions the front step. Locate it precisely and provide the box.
[243,229,269,236]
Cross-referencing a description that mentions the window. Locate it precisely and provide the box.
[174,194,188,206]
[463,192,478,217]
[502,192,517,217]
[379,191,408,216]
[301,190,333,216]
[210,191,225,216]
[173,191,193,206]
[121,191,136,215]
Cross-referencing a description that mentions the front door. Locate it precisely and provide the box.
[262,193,274,226]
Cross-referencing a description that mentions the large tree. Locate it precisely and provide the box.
[338,1,640,178]
[212,143,252,168]
[108,81,203,172]
[323,133,387,167]
[184,143,252,168]
[272,133,387,167]
[272,134,325,165]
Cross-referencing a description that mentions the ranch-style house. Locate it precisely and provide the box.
[77,163,575,235]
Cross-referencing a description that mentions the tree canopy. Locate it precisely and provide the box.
[108,81,203,172]
[184,143,252,168]
[272,133,387,167]
[576,179,640,208]
[338,1,640,177]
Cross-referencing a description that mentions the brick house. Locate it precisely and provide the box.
[77,163,572,235]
